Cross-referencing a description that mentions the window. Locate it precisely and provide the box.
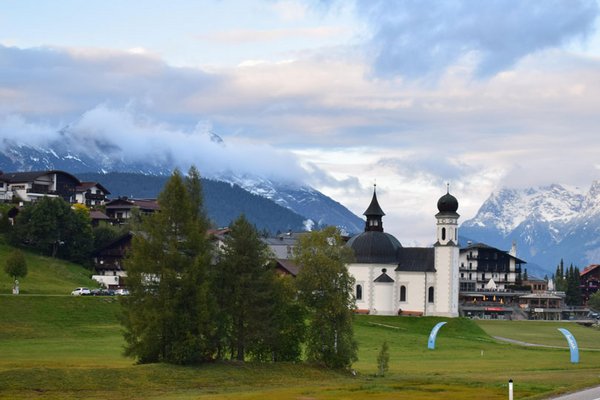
[400,285,407,302]
[356,284,363,301]
[428,286,435,303]
[441,227,446,241]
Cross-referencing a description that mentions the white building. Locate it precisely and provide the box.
[0,170,80,203]
[346,187,460,317]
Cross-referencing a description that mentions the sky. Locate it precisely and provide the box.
[2,0,600,245]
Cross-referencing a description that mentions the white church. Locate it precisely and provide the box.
[346,186,460,317]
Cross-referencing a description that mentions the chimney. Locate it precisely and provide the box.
[509,241,517,257]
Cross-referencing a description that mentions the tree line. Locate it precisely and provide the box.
[552,259,583,307]
[121,167,358,369]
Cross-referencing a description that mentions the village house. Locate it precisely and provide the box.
[0,170,81,203]
[75,182,111,206]
[104,197,159,224]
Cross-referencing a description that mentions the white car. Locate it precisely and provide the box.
[71,287,91,296]
[115,288,130,296]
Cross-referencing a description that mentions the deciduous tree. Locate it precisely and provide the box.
[294,226,357,369]
[4,249,27,283]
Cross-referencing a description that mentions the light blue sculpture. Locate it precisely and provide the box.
[427,321,447,350]
[557,328,579,363]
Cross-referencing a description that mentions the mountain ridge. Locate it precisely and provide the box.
[461,181,600,275]
[0,140,364,235]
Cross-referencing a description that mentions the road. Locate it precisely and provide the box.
[545,385,600,400]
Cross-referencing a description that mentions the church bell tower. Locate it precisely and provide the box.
[433,185,460,317]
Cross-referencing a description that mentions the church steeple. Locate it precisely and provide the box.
[363,184,385,232]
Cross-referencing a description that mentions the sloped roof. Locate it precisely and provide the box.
[581,264,600,277]
[90,210,110,220]
[374,269,394,283]
[460,242,527,264]
[76,182,111,194]
[275,258,300,277]
[395,248,435,272]
[0,170,81,184]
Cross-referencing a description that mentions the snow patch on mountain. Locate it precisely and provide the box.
[461,181,600,273]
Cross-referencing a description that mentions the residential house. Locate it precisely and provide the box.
[0,170,80,203]
[92,232,133,288]
[580,264,600,306]
[75,182,111,206]
[105,197,159,224]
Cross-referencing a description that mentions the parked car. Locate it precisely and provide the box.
[115,288,130,296]
[71,287,91,296]
[91,288,115,296]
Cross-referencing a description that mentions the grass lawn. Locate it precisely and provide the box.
[0,243,99,295]
[476,319,600,349]
[2,296,600,399]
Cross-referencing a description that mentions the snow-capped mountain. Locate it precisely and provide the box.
[461,182,600,274]
[0,139,363,235]
[215,173,363,234]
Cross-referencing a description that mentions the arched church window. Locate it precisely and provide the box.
[441,227,446,241]
[400,285,407,302]
[356,284,363,300]
[428,286,435,303]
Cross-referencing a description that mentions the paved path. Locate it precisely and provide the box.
[544,385,600,400]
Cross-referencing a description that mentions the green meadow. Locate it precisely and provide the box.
[1,247,600,399]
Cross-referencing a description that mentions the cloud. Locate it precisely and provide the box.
[196,26,345,44]
[355,0,599,80]
[0,104,310,183]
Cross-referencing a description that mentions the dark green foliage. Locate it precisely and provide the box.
[588,291,600,312]
[555,260,583,306]
[92,225,127,251]
[213,215,304,362]
[9,197,93,264]
[294,226,358,369]
[565,264,582,306]
[121,168,216,364]
[4,249,27,281]
[0,203,14,232]
[554,259,568,292]
[376,340,390,377]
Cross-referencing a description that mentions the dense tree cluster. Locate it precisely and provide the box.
[120,169,353,368]
[553,259,583,306]
[9,196,94,264]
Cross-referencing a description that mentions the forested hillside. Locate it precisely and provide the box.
[79,172,307,233]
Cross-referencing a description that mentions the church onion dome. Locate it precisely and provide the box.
[346,231,402,264]
[436,190,459,215]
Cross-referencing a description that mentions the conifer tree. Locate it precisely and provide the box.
[294,226,357,369]
[377,340,390,377]
[121,168,216,364]
[213,215,304,361]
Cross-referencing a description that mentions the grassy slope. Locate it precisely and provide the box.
[1,296,600,399]
[0,242,99,295]
[0,241,599,399]
[477,320,600,349]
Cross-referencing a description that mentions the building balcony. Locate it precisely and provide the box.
[85,193,106,201]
